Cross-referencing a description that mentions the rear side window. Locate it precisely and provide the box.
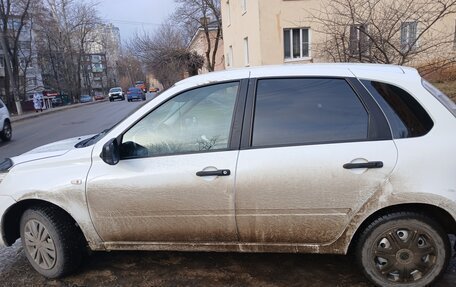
[252,78,369,147]
[361,80,433,138]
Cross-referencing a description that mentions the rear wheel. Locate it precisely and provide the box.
[356,212,450,287]
[20,206,85,278]
[0,120,12,141]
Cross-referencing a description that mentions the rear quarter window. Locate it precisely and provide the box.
[361,80,433,138]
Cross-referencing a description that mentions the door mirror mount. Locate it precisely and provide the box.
[101,138,120,165]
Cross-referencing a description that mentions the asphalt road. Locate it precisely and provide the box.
[0,96,455,286]
[0,99,146,159]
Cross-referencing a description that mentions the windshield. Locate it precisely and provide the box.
[75,100,148,148]
[110,88,121,92]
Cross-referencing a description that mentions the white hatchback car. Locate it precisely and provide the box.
[0,64,455,286]
[0,99,12,141]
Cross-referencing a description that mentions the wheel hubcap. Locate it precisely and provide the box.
[24,219,56,270]
[372,228,436,283]
[4,124,11,138]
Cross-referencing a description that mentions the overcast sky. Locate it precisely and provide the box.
[96,0,178,43]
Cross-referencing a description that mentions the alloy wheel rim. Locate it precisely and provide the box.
[371,227,437,283]
[24,219,57,270]
[4,123,11,138]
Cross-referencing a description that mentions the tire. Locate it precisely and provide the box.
[356,212,451,287]
[0,120,12,141]
[20,205,85,278]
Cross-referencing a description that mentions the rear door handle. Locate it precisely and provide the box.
[196,169,231,177]
[343,161,383,169]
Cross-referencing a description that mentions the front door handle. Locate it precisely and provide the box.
[343,161,384,169]
[196,169,231,177]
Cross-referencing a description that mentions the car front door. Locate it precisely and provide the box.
[87,81,244,243]
[235,77,398,244]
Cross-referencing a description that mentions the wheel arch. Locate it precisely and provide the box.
[2,199,88,247]
[347,203,456,254]
[2,118,10,131]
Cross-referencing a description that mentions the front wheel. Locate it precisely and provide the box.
[356,212,451,287]
[0,120,12,141]
[20,206,85,278]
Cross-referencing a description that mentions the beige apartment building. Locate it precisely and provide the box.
[188,20,225,74]
[221,0,456,70]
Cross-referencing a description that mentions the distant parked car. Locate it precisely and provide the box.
[51,96,64,107]
[0,99,11,141]
[94,92,105,101]
[108,87,125,102]
[127,87,145,102]
[149,86,159,93]
[135,81,146,92]
[80,95,93,103]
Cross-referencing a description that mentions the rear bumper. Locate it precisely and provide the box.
[0,195,16,247]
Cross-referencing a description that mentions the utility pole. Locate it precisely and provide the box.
[0,30,23,115]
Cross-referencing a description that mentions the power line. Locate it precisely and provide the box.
[104,18,162,26]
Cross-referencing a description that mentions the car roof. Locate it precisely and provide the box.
[174,63,420,89]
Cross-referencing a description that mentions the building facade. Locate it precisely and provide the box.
[0,16,44,103]
[81,53,108,96]
[85,23,121,90]
[222,0,456,69]
[188,20,225,74]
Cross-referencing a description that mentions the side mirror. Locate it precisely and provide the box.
[101,138,120,165]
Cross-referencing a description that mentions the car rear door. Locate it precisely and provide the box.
[235,77,398,244]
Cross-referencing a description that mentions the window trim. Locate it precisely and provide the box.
[116,79,248,161]
[240,77,392,150]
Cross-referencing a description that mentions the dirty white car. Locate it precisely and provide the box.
[0,64,455,287]
[0,99,12,141]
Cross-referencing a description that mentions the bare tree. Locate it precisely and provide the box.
[34,0,100,101]
[0,0,34,114]
[128,22,204,89]
[116,51,145,89]
[174,0,222,72]
[313,0,456,74]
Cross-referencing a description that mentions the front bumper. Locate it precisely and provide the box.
[0,195,16,247]
[110,93,123,99]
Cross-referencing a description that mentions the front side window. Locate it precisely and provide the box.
[121,82,239,158]
[252,78,368,147]
[284,28,310,60]
[362,80,433,138]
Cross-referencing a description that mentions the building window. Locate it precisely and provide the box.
[0,56,4,68]
[19,58,27,68]
[227,0,231,26]
[453,20,456,50]
[244,37,249,66]
[241,0,247,13]
[349,24,369,55]
[400,21,418,51]
[227,45,233,67]
[284,28,310,60]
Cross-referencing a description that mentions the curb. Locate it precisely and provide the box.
[10,99,107,123]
